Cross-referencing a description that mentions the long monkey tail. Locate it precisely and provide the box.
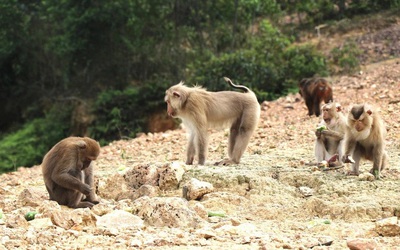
[223,77,251,93]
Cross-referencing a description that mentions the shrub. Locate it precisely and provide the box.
[0,105,71,173]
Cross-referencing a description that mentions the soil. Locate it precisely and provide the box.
[1,20,400,250]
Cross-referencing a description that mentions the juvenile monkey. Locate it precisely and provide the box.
[165,77,260,166]
[41,137,100,208]
[315,102,347,166]
[298,77,333,117]
[342,103,388,178]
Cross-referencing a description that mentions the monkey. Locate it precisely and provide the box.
[341,103,388,179]
[164,77,260,166]
[314,102,347,167]
[298,77,333,117]
[41,137,101,208]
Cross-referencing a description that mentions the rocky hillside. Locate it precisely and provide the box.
[1,24,400,249]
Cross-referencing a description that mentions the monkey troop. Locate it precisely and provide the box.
[41,137,100,208]
[165,77,260,166]
[299,77,333,117]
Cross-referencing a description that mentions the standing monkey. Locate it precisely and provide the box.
[41,137,100,208]
[315,102,347,166]
[298,77,333,117]
[165,77,260,166]
[342,104,388,178]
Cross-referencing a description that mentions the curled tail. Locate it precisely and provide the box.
[223,77,251,93]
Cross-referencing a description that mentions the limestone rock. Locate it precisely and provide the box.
[18,188,46,207]
[358,172,375,181]
[96,210,144,230]
[97,173,131,200]
[50,208,96,230]
[132,196,206,228]
[124,164,160,189]
[375,217,400,236]
[6,214,29,228]
[182,178,214,200]
[158,162,185,190]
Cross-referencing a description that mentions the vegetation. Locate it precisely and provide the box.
[0,0,399,172]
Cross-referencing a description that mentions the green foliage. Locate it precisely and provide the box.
[329,40,362,74]
[0,105,71,173]
[91,79,168,145]
[189,20,328,100]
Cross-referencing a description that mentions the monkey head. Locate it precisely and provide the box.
[165,82,189,118]
[76,137,100,170]
[347,104,373,140]
[321,102,342,126]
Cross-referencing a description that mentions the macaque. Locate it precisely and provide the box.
[164,77,260,166]
[41,137,101,208]
[298,77,333,117]
[342,104,388,178]
[315,102,347,167]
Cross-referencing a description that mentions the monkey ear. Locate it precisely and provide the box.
[173,91,181,98]
[76,141,87,149]
[335,103,342,112]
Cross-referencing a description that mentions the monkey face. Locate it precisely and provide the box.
[348,112,372,140]
[165,84,186,117]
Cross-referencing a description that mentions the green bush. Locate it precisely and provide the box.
[329,40,362,74]
[91,79,168,145]
[188,20,328,100]
[0,105,71,173]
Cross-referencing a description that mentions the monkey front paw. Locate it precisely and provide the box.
[346,171,360,176]
[80,184,93,196]
[214,159,238,166]
[342,155,355,164]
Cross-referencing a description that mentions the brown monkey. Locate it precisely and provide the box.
[315,102,346,167]
[341,104,388,179]
[165,77,260,166]
[298,77,333,117]
[41,137,101,208]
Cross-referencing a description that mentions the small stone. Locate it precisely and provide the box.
[347,239,378,250]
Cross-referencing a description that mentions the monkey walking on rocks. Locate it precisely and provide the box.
[342,103,388,179]
[164,77,260,166]
[41,137,100,208]
[299,77,333,117]
[315,102,347,167]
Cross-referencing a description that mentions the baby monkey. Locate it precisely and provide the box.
[342,103,388,179]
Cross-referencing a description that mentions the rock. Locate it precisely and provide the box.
[37,200,61,218]
[97,173,131,200]
[299,186,314,197]
[182,178,214,200]
[158,162,186,190]
[133,184,159,199]
[18,188,46,207]
[131,196,206,228]
[347,239,378,250]
[124,164,160,189]
[29,218,53,229]
[188,201,208,220]
[375,217,400,236]
[50,208,97,230]
[91,203,114,216]
[96,210,144,230]
[358,172,375,181]
[6,214,29,228]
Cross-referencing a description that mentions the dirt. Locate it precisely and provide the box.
[1,22,400,250]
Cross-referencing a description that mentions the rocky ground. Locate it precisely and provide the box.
[1,23,400,250]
